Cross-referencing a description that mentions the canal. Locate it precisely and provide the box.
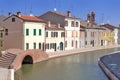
[15,48,120,80]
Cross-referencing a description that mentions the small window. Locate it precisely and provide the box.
[5,29,8,35]
[46,44,49,49]
[39,29,42,35]
[26,29,29,36]
[71,21,74,27]
[0,41,3,47]
[33,29,36,36]
[26,43,29,49]
[61,32,65,37]
[12,18,15,22]
[0,33,3,38]
[33,43,36,49]
[65,21,68,26]
[46,32,48,37]
[76,22,78,27]
[72,31,74,37]
[85,41,87,45]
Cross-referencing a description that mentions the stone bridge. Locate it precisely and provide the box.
[0,49,48,71]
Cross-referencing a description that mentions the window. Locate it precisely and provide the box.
[50,43,53,49]
[76,22,78,27]
[26,29,29,36]
[54,32,58,37]
[33,43,36,49]
[5,29,8,35]
[46,44,49,49]
[65,41,67,47]
[46,32,48,37]
[0,33,3,38]
[65,21,68,26]
[72,31,74,37]
[85,41,87,45]
[72,40,74,47]
[39,43,41,49]
[61,32,65,37]
[26,43,29,49]
[71,21,74,27]
[39,29,42,35]
[12,18,15,22]
[0,41,3,47]
[33,29,36,36]
[51,32,54,37]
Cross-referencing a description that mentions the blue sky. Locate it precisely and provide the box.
[0,0,120,26]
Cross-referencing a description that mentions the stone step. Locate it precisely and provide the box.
[0,53,16,69]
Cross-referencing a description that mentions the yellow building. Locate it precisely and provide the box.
[101,24,115,46]
[0,28,4,51]
[103,31,114,46]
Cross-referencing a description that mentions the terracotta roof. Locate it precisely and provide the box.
[101,24,117,30]
[46,24,64,30]
[19,15,45,22]
[80,20,105,30]
[49,11,79,19]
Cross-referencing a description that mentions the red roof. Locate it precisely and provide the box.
[19,15,45,22]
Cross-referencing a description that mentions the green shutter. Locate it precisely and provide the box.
[39,29,42,35]
[26,29,29,36]
[34,29,36,36]
[39,43,41,49]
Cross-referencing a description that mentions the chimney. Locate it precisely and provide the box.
[48,21,51,27]
[67,11,71,17]
[57,23,61,28]
[17,12,21,17]
[8,12,12,16]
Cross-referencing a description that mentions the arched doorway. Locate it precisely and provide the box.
[60,42,63,50]
[22,55,33,64]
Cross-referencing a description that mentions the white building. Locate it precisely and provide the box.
[3,13,46,50]
[45,21,65,52]
[40,11,80,50]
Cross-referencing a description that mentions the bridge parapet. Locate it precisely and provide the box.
[5,49,48,71]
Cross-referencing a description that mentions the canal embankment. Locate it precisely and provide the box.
[98,51,120,80]
[47,45,120,59]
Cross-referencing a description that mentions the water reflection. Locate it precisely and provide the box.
[15,48,120,80]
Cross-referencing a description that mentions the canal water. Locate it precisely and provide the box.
[15,48,120,80]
